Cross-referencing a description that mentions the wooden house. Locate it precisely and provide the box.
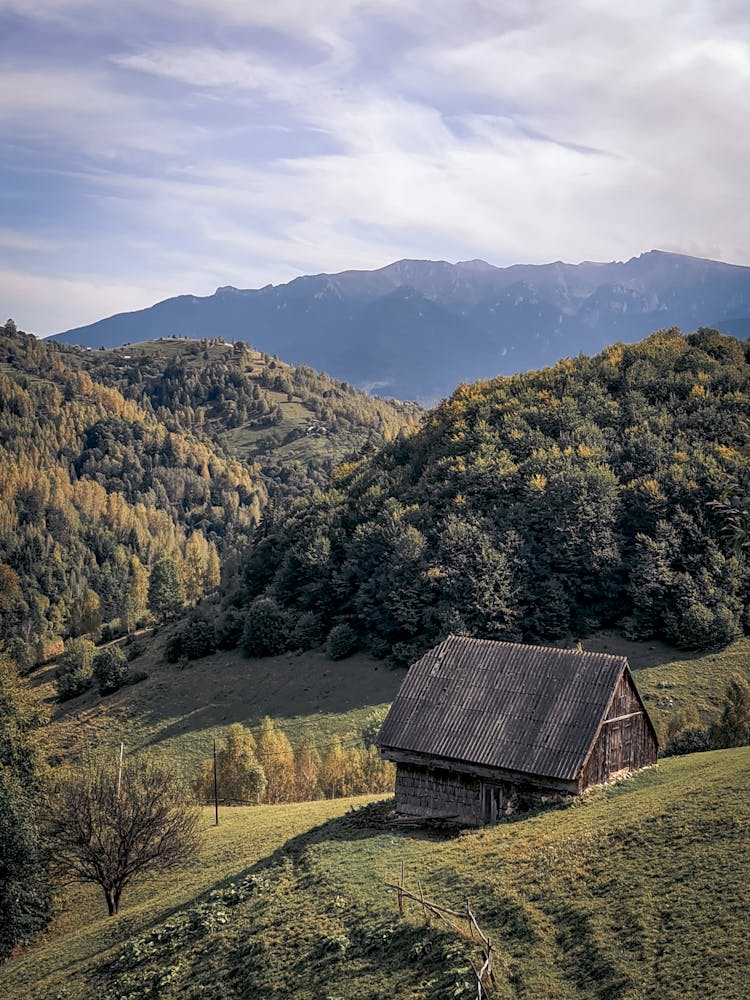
[375,636,659,825]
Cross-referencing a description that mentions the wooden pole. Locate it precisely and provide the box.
[116,742,124,798]
[213,739,219,827]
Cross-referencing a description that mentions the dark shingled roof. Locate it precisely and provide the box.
[376,636,629,782]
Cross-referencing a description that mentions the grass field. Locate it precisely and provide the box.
[2,749,748,999]
[30,635,404,782]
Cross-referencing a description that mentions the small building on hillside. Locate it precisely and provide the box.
[375,636,659,825]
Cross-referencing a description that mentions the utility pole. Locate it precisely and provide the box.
[213,738,219,826]
[116,742,124,798]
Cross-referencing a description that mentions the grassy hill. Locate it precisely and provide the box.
[1,748,748,999]
[28,630,750,780]
[78,336,422,499]
[30,634,404,782]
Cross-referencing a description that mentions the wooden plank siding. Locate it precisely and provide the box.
[579,669,658,789]
[394,764,483,825]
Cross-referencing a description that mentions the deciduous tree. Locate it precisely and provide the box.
[49,757,201,916]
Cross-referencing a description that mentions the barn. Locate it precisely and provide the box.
[375,635,659,825]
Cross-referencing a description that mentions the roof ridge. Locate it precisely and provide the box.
[443,634,628,664]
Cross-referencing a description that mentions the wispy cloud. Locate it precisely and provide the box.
[1,1,749,335]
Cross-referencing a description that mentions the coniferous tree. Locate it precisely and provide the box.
[0,655,52,958]
[148,558,184,623]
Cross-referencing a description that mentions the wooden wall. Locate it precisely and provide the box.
[394,764,484,825]
[580,671,658,789]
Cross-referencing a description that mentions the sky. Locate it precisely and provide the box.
[1,0,749,336]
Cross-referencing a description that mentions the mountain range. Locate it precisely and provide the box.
[51,250,750,401]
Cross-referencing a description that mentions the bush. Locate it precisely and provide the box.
[165,632,184,664]
[3,637,33,674]
[241,599,289,658]
[326,624,358,661]
[181,617,217,660]
[664,727,714,756]
[712,673,750,748]
[125,640,144,662]
[55,638,96,701]
[217,607,245,650]
[291,612,324,650]
[93,646,129,695]
[100,620,126,644]
[165,617,218,663]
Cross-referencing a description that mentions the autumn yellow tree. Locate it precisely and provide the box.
[123,556,149,632]
[194,724,266,804]
[255,717,295,803]
[318,738,347,798]
[294,739,320,801]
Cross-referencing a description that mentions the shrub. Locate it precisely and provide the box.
[93,646,129,695]
[217,607,245,650]
[181,617,217,660]
[3,637,33,674]
[100,620,126,644]
[326,624,358,661]
[165,632,184,664]
[712,673,750,748]
[664,727,713,756]
[125,640,144,662]
[241,599,289,658]
[291,612,324,650]
[166,617,218,663]
[55,637,96,700]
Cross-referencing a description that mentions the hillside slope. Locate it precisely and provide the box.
[29,627,750,780]
[237,328,750,661]
[77,336,421,500]
[50,250,750,400]
[0,323,263,652]
[0,325,418,653]
[2,749,747,999]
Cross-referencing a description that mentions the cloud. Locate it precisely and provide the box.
[0,228,62,253]
[0,268,166,336]
[1,1,749,336]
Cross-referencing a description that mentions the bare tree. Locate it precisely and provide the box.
[48,757,202,916]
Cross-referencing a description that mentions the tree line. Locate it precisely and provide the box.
[194,720,395,805]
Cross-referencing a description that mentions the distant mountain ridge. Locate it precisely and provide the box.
[50,250,750,401]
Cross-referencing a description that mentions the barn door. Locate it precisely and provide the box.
[483,784,492,823]
[481,783,503,824]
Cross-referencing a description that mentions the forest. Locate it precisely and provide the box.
[0,322,417,656]
[235,328,749,663]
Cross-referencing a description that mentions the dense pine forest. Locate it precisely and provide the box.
[0,322,418,656]
[236,328,749,662]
